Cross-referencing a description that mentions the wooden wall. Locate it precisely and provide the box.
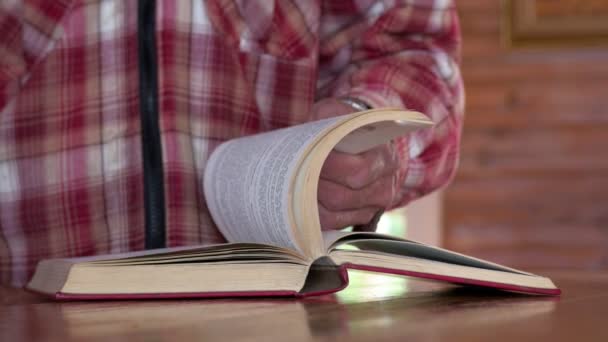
[444,1,608,269]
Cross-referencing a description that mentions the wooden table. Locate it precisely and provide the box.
[1,270,607,341]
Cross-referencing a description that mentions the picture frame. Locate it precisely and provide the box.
[503,0,608,48]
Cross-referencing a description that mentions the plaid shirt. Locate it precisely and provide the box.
[0,0,463,286]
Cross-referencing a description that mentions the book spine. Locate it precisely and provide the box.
[296,266,350,298]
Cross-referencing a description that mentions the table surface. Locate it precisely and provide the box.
[1,270,607,342]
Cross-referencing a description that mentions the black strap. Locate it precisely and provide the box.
[138,0,166,249]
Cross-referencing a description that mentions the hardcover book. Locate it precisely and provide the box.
[27,109,561,299]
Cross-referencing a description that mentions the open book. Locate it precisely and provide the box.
[27,109,560,299]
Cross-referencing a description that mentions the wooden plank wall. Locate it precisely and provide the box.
[444,1,608,269]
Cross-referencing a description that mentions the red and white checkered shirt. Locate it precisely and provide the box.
[0,0,463,286]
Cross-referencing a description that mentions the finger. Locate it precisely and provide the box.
[318,203,380,231]
[320,144,398,190]
[353,210,384,232]
[318,174,395,212]
[311,98,355,120]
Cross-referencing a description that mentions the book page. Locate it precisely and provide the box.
[322,230,413,250]
[328,235,533,275]
[204,109,432,257]
[329,250,558,292]
[204,116,347,255]
[334,120,424,154]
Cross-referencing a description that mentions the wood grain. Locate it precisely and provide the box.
[1,270,607,341]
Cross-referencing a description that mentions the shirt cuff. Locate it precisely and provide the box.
[340,83,406,109]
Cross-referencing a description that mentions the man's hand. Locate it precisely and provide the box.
[318,145,399,230]
[312,98,401,231]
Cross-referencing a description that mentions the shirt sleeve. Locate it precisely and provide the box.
[318,0,465,208]
[0,0,72,110]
